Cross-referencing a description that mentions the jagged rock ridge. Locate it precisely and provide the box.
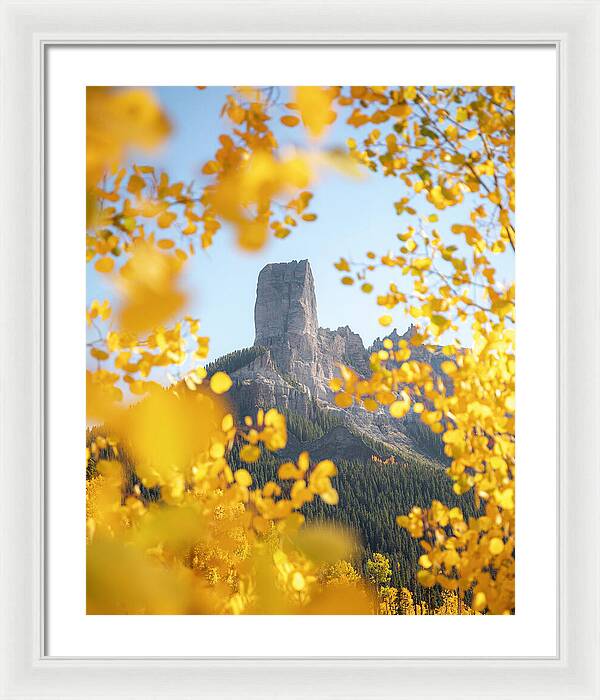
[220,259,444,464]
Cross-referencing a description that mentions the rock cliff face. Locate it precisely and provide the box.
[252,260,370,399]
[223,260,444,463]
[255,260,318,343]
[253,260,321,396]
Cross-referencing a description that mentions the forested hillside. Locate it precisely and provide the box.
[87,407,477,602]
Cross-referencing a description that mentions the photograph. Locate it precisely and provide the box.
[86,85,515,616]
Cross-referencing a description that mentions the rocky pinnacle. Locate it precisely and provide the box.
[254,259,318,344]
[226,259,444,459]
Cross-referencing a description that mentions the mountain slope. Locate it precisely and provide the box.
[216,259,446,466]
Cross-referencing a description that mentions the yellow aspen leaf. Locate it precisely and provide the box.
[388,103,412,118]
[281,115,300,127]
[320,488,339,506]
[334,392,353,408]
[298,452,310,472]
[412,257,432,271]
[473,591,487,611]
[261,482,280,500]
[210,371,232,394]
[182,223,197,236]
[375,391,395,406]
[126,174,146,196]
[157,239,175,250]
[94,257,115,274]
[240,444,260,463]
[444,550,460,568]
[496,488,514,510]
[291,571,306,591]
[273,226,291,240]
[90,348,109,361]
[157,211,177,229]
[184,375,197,391]
[253,515,270,534]
[389,399,410,419]
[234,468,252,487]
[278,461,301,480]
[202,160,220,175]
[191,366,207,381]
[226,100,245,124]
[221,413,234,432]
[418,554,432,569]
[295,86,334,138]
[445,125,458,141]
[341,276,354,286]
[379,315,393,326]
[489,537,504,555]
[329,377,343,392]
[209,442,225,459]
[128,380,147,395]
[174,248,188,262]
[417,570,435,588]
[441,360,457,375]
[335,258,350,272]
[430,314,450,333]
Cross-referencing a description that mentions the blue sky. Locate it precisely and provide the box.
[87,87,514,363]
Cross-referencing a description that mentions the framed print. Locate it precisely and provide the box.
[1,1,599,698]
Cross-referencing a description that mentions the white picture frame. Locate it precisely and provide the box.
[1,0,598,697]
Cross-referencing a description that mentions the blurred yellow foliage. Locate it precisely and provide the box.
[86,395,375,613]
[86,87,170,188]
[116,241,187,335]
[294,86,337,138]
